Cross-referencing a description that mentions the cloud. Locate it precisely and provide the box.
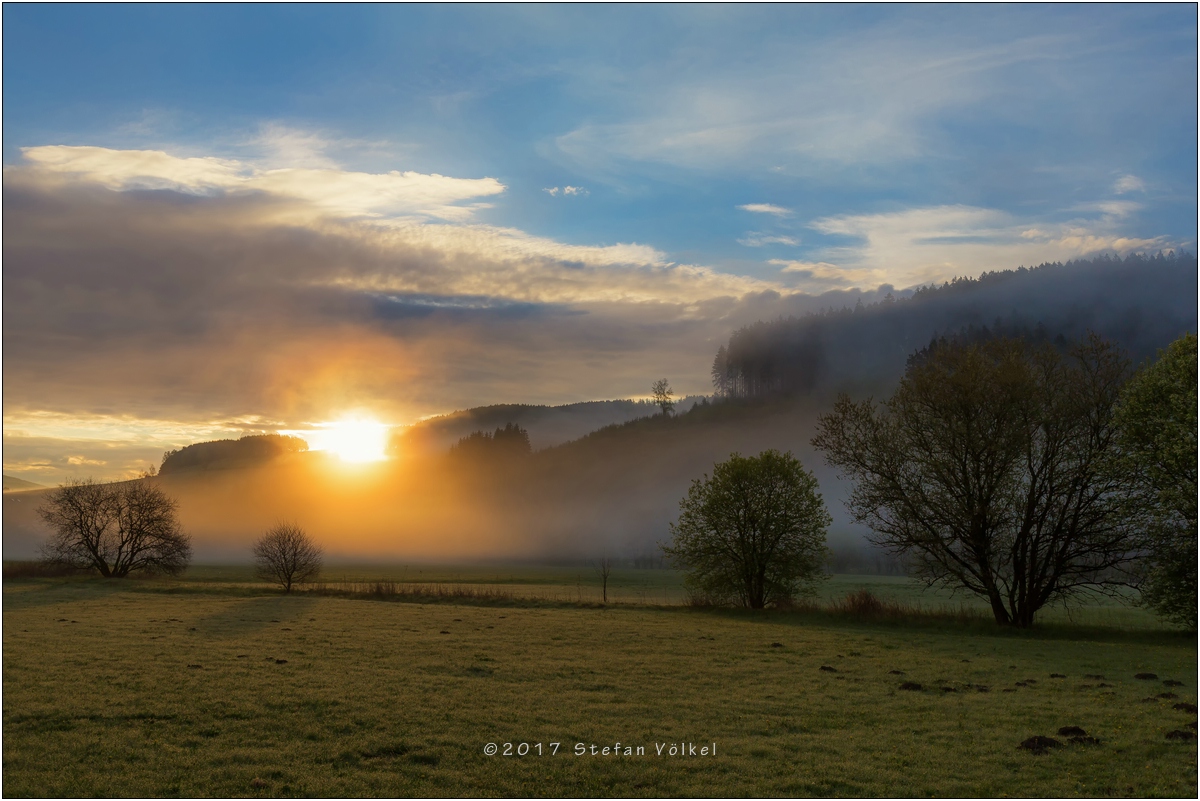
[251,124,341,169]
[550,22,1088,176]
[66,455,108,466]
[3,154,801,457]
[738,203,791,217]
[804,204,1170,290]
[1113,174,1145,194]
[18,145,506,221]
[544,185,589,196]
[739,232,800,247]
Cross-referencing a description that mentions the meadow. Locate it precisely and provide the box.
[3,567,1196,797]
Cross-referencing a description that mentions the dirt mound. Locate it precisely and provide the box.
[1018,736,1062,754]
[1134,672,1158,680]
[1084,674,1105,680]
[899,682,923,691]
[1163,680,1184,687]
[888,669,905,675]
[1165,730,1195,741]
[1057,726,1087,737]
[819,665,838,672]
[770,642,783,648]
[1157,692,1179,700]
[1172,702,1197,714]
[1069,736,1101,745]
[1050,673,1066,678]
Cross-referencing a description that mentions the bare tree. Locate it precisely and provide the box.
[651,378,675,416]
[813,334,1144,627]
[594,558,613,603]
[39,478,191,577]
[253,522,323,592]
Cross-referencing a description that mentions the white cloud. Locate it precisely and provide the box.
[323,219,775,305]
[11,142,783,307]
[768,258,877,285]
[738,203,791,217]
[805,204,1170,290]
[544,185,589,196]
[251,124,340,169]
[552,28,1079,174]
[738,232,800,247]
[1113,174,1146,194]
[18,145,506,222]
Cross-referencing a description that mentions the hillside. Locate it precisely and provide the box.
[395,396,705,454]
[3,475,46,492]
[714,251,1197,399]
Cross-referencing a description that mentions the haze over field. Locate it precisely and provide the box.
[3,5,1195,563]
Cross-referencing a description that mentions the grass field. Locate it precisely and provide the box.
[3,567,1196,797]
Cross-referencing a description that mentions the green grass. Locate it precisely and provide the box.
[3,569,1196,797]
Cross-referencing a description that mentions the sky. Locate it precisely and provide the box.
[3,4,1197,484]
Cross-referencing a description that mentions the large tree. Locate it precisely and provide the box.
[812,334,1143,627]
[39,479,192,577]
[663,450,830,608]
[1113,333,1197,628]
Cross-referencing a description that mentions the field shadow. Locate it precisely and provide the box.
[193,594,319,636]
[694,605,1195,647]
[1,577,133,610]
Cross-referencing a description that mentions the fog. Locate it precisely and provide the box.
[6,251,1191,571]
[4,397,873,566]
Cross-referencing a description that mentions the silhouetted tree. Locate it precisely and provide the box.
[450,423,532,458]
[252,522,323,593]
[651,379,675,415]
[1113,333,1197,628]
[594,557,613,603]
[813,334,1144,627]
[663,450,830,608]
[39,479,192,577]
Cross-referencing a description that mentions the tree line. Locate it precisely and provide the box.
[711,251,1196,401]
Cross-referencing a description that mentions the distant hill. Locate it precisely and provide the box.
[3,475,46,492]
[159,434,309,475]
[395,397,705,454]
[714,251,1197,400]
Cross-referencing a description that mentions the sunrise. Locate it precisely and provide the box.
[3,5,1196,799]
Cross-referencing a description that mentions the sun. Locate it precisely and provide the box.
[308,417,390,463]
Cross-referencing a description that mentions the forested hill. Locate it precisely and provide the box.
[712,251,1197,400]
[394,397,705,455]
[158,434,309,475]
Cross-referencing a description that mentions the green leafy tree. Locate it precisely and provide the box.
[1114,333,1197,628]
[663,450,830,608]
[813,334,1144,627]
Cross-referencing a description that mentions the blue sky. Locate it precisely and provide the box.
[3,4,1196,481]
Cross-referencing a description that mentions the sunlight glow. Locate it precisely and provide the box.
[305,417,391,463]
